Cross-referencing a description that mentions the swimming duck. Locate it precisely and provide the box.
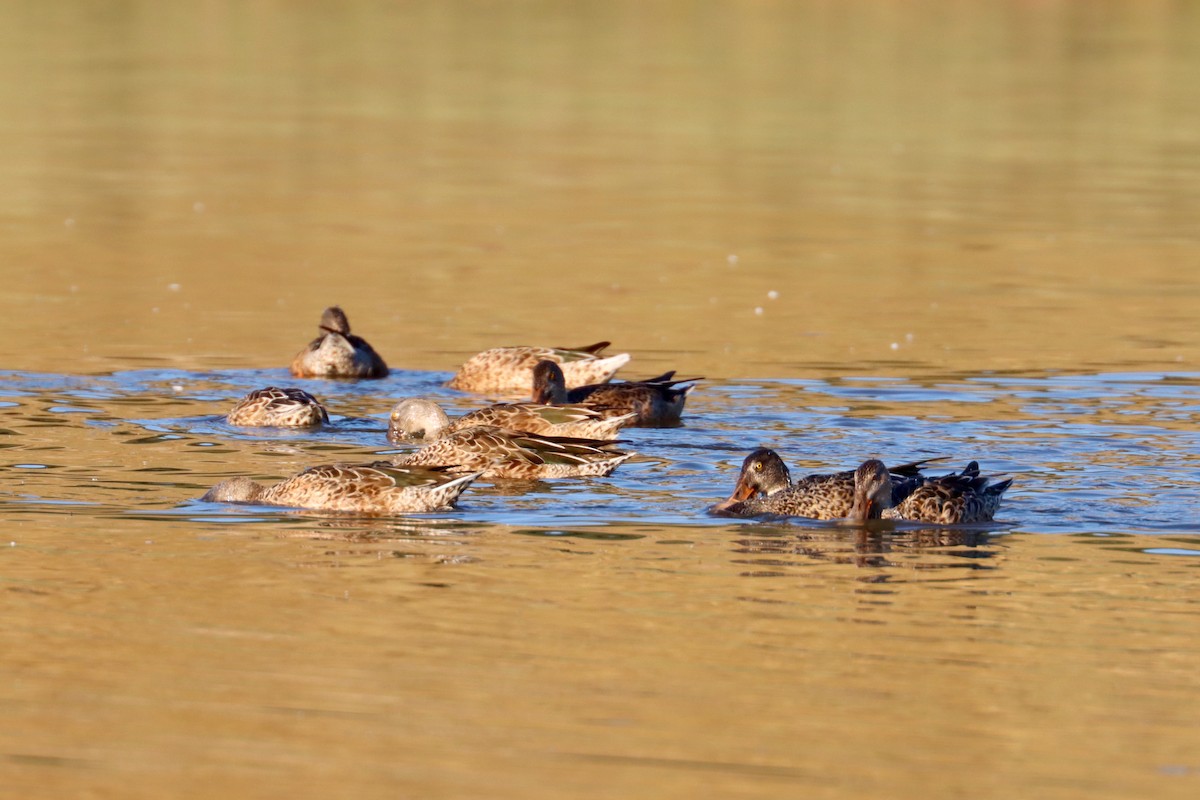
[851,458,1012,524]
[393,424,633,480]
[226,387,329,428]
[201,463,478,514]
[388,397,632,442]
[448,341,630,395]
[710,447,938,519]
[289,306,388,379]
[531,360,701,426]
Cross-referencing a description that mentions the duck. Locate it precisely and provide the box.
[388,397,632,442]
[531,359,701,427]
[289,306,388,379]
[850,458,1012,524]
[392,424,633,480]
[448,341,630,395]
[226,387,329,428]
[710,447,938,520]
[201,463,479,514]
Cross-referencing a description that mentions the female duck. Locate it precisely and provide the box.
[448,341,629,396]
[202,463,479,515]
[290,306,388,379]
[226,387,329,428]
[850,458,1012,524]
[393,424,632,480]
[388,397,631,442]
[531,360,700,427]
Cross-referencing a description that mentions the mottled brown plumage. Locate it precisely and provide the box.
[448,341,630,395]
[531,360,700,427]
[388,397,631,442]
[289,306,388,379]
[869,460,1012,524]
[393,424,633,480]
[226,387,329,428]
[711,448,937,520]
[201,463,479,514]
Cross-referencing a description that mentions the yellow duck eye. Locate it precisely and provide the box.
[754,462,763,471]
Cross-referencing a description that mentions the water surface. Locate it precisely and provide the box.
[2,2,1199,798]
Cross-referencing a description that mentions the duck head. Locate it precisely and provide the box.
[202,476,266,504]
[318,306,352,336]
[388,398,452,442]
[711,448,792,512]
[849,459,894,520]
[531,360,570,403]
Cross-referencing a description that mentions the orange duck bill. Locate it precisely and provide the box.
[710,473,758,513]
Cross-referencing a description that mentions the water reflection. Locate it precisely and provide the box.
[731,525,997,573]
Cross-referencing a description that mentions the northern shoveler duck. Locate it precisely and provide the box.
[448,341,630,395]
[290,306,388,379]
[226,387,329,428]
[710,447,939,519]
[393,424,632,480]
[531,359,701,427]
[388,398,632,442]
[201,463,478,514]
[851,458,1012,524]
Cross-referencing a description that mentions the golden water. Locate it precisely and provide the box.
[2,2,1199,798]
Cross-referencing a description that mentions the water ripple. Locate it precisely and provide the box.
[1,368,1198,536]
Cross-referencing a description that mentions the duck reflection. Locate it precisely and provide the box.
[730,522,996,573]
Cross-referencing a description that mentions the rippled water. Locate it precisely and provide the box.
[4,366,1200,799]
[5,0,1200,797]
[6,366,1200,534]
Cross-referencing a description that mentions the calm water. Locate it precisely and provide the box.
[3,2,1200,798]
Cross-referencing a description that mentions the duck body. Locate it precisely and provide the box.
[448,342,630,395]
[201,463,478,514]
[712,448,935,520]
[388,398,631,442]
[289,306,388,379]
[532,360,700,427]
[393,424,632,480]
[880,461,1012,524]
[226,387,329,428]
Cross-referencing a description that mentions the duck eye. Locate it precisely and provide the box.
[754,462,763,471]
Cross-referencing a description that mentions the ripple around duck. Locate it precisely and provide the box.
[1,368,1199,536]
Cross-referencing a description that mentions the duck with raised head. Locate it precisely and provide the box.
[388,397,632,442]
[226,387,329,428]
[710,447,938,519]
[201,463,479,515]
[850,458,1012,524]
[448,341,630,396]
[531,360,701,427]
[290,306,388,379]
[392,423,632,480]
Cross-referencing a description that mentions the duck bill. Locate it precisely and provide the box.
[711,475,756,512]
[850,497,877,521]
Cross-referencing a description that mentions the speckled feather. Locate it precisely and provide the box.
[393,425,632,479]
[726,471,928,520]
[289,306,388,379]
[713,448,938,520]
[883,461,1012,524]
[389,398,632,441]
[226,387,329,428]
[532,361,701,427]
[448,342,630,395]
[201,463,479,514]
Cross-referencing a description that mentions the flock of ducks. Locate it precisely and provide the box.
[202,307,1013,524]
